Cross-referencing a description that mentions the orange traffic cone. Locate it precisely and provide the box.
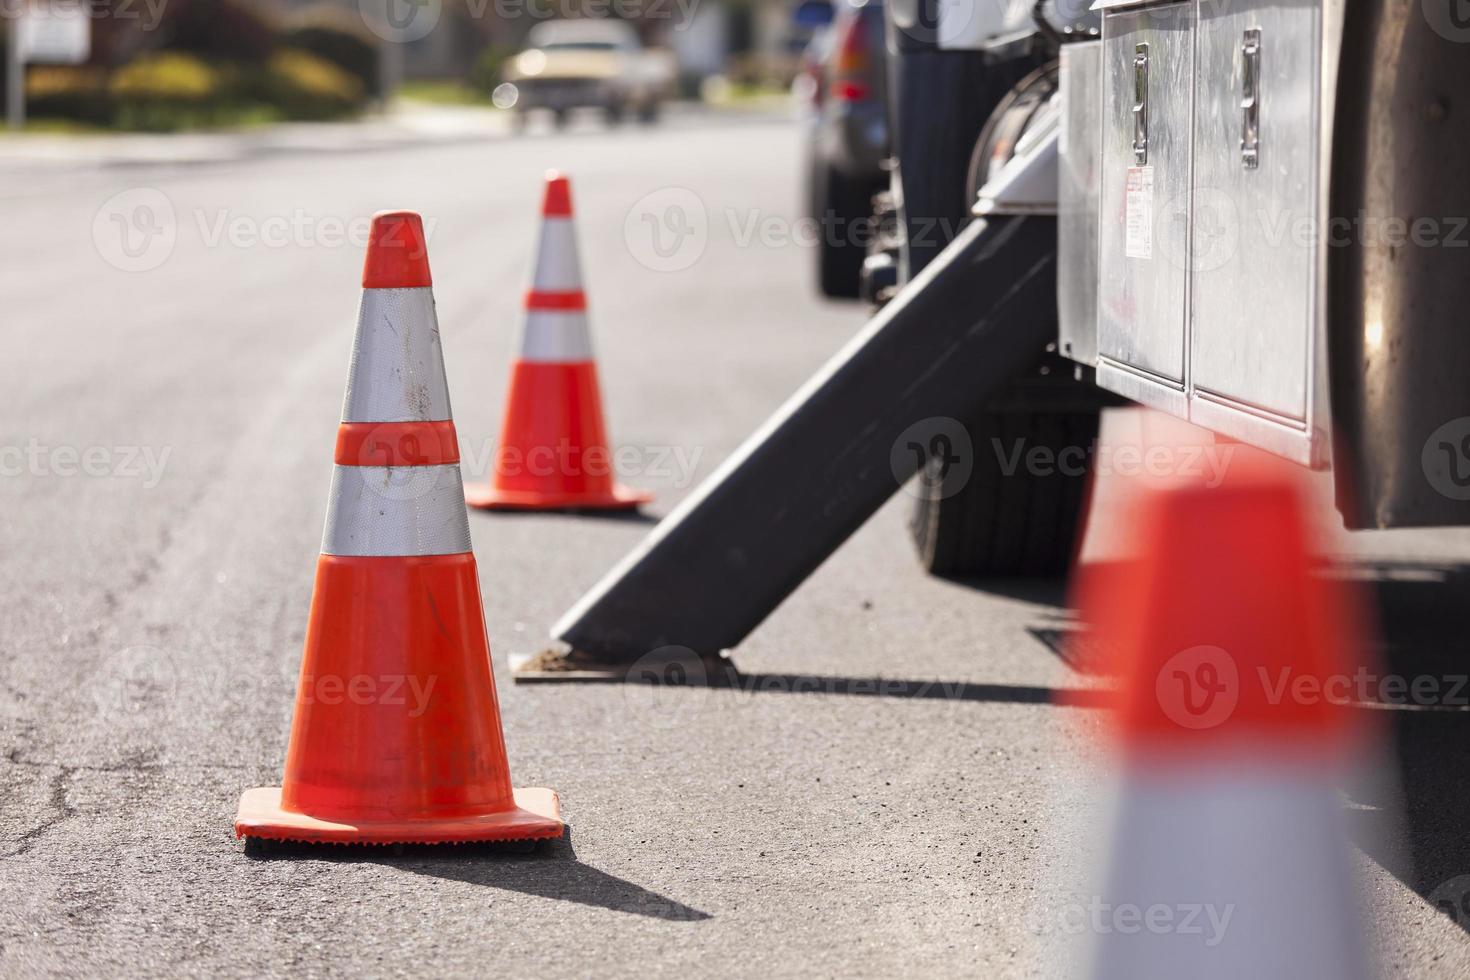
[466,172,652,511]
[1078,453,1374,978]
[236,212,564,845]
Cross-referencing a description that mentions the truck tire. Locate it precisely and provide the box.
[814,164,877,300]
[909,407,1099,577]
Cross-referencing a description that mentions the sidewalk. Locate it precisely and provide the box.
[0,101,511,172]
[0,98,793,173]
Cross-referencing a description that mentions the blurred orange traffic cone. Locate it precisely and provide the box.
[236,212,564,845]
[466,172,652,511]
[1080,453,1373,979]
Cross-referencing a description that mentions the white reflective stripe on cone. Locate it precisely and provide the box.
[1088,763,1367,980]
[321,464,472,557]
[529,219,583,293]
[341,288,453,424]
[516,309,594,362]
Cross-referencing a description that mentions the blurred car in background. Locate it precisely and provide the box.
[496,20,677,127]
[797,0,889,299]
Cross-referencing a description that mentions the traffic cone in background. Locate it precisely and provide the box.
[466,172,652,511]
[236,212,563,845]
[1079,453,1374,979]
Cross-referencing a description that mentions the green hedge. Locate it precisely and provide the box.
[26,48,369,131]
[108,52,224,131]
[260,50,365,121]
[26,66,111,126]
[17,0,377,130]
[283,22,381,99]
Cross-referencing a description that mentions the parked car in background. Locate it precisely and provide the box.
[798,0,889,299]
[497,19,676,128]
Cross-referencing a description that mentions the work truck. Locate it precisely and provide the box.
[527,0,1470,678]
[864,0,1470,571]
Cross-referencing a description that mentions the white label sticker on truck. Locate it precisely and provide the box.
[1125,166,1154,260]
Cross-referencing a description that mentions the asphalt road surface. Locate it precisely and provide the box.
[4,107,1470,978]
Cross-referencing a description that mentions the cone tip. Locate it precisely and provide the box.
[1088,451,1367,754]
[542,172,573,217]
[363,210,432,289]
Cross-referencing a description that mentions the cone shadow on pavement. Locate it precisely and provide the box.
[244,831,711,921]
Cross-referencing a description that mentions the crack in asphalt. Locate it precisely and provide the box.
[5,750,255,776]
[6,765,75,859]
[1,753,255,860]
[108,490,199,613]
[83,479,211,639]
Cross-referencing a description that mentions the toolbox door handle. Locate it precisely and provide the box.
[1241,28,1262,169]
[1132,42,1149,165]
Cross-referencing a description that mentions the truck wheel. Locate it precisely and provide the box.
[552,108,571,129]
[909,408,1100,577]
[814,165,876,300]
[637,101,661,124]
[604,101,626,125]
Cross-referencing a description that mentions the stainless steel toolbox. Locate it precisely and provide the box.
[1076,0,1339,465]
[1189,0,1322,455]
[1097,1,1194,417]
[1057,40,1102,367]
